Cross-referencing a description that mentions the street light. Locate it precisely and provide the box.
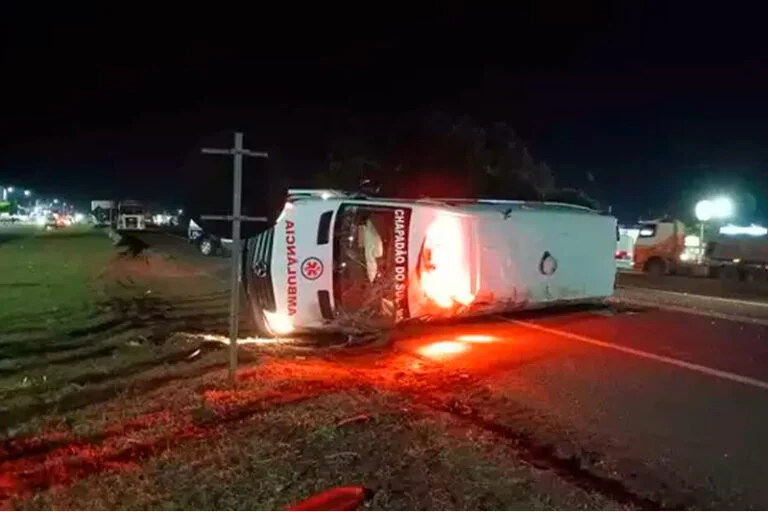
[6,187,14,194]
[695,200,714,222]
[695,196,734,262]
[53,198,59,204]
[712,196,734,219]
[24,190,31,197]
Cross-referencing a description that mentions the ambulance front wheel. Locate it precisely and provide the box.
[245,297,274,338]
[244,283,276,338]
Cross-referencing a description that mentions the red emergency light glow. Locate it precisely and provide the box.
[418,340,467,358]
[419,215,475,308]
[456,334,496,343]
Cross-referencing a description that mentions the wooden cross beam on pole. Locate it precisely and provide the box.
[201,132,268,382]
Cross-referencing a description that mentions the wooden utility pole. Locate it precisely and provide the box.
[201,132,268,382]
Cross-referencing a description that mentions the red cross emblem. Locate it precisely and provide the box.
[301,257,323,280]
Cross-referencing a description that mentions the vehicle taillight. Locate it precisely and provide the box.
[418,215,474,308]
[615,250,628,260]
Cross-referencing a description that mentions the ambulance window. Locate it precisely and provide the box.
[332,204,400,326]
[317,210,333,244]
[638,224,656,238]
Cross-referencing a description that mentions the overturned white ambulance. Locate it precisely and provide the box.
[244,190,616,335]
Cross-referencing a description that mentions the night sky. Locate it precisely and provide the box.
[2,3,767,223]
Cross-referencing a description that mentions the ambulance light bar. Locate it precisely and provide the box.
[286,189,349,201]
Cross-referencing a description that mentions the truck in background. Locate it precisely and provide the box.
[623,217,768,280]
[116,200,146,231]
[631,218,687,275]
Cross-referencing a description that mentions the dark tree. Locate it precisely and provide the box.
[314,113,594,207]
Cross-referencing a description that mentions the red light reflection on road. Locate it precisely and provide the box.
[416,334,500,359]
[418,341,468,358]
[456,334,496,343]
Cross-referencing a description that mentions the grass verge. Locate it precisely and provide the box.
[0,227,116,339]
[1,229,622,510]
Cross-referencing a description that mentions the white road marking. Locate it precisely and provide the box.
[618,285,768,308]
[609,296,768,327]
[504,318,768,392]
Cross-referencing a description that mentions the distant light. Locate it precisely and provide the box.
[6,187,14,193]
[697,196,734,221]
[712,197,734,219]
[320,191,333,200]
[684,235,700,247]
[53,198,59,204]
[695,200,714,221]
[719,224,768,236]
[24,189,31,197]
[177,209,183,215]
[74,212,85,223]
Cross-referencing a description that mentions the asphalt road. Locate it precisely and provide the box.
[134,231,768,508]
[617,271,768,302]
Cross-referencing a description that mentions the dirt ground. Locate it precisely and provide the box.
[1,233,631,510]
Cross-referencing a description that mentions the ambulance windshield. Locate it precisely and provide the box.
[332,204,407,324]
